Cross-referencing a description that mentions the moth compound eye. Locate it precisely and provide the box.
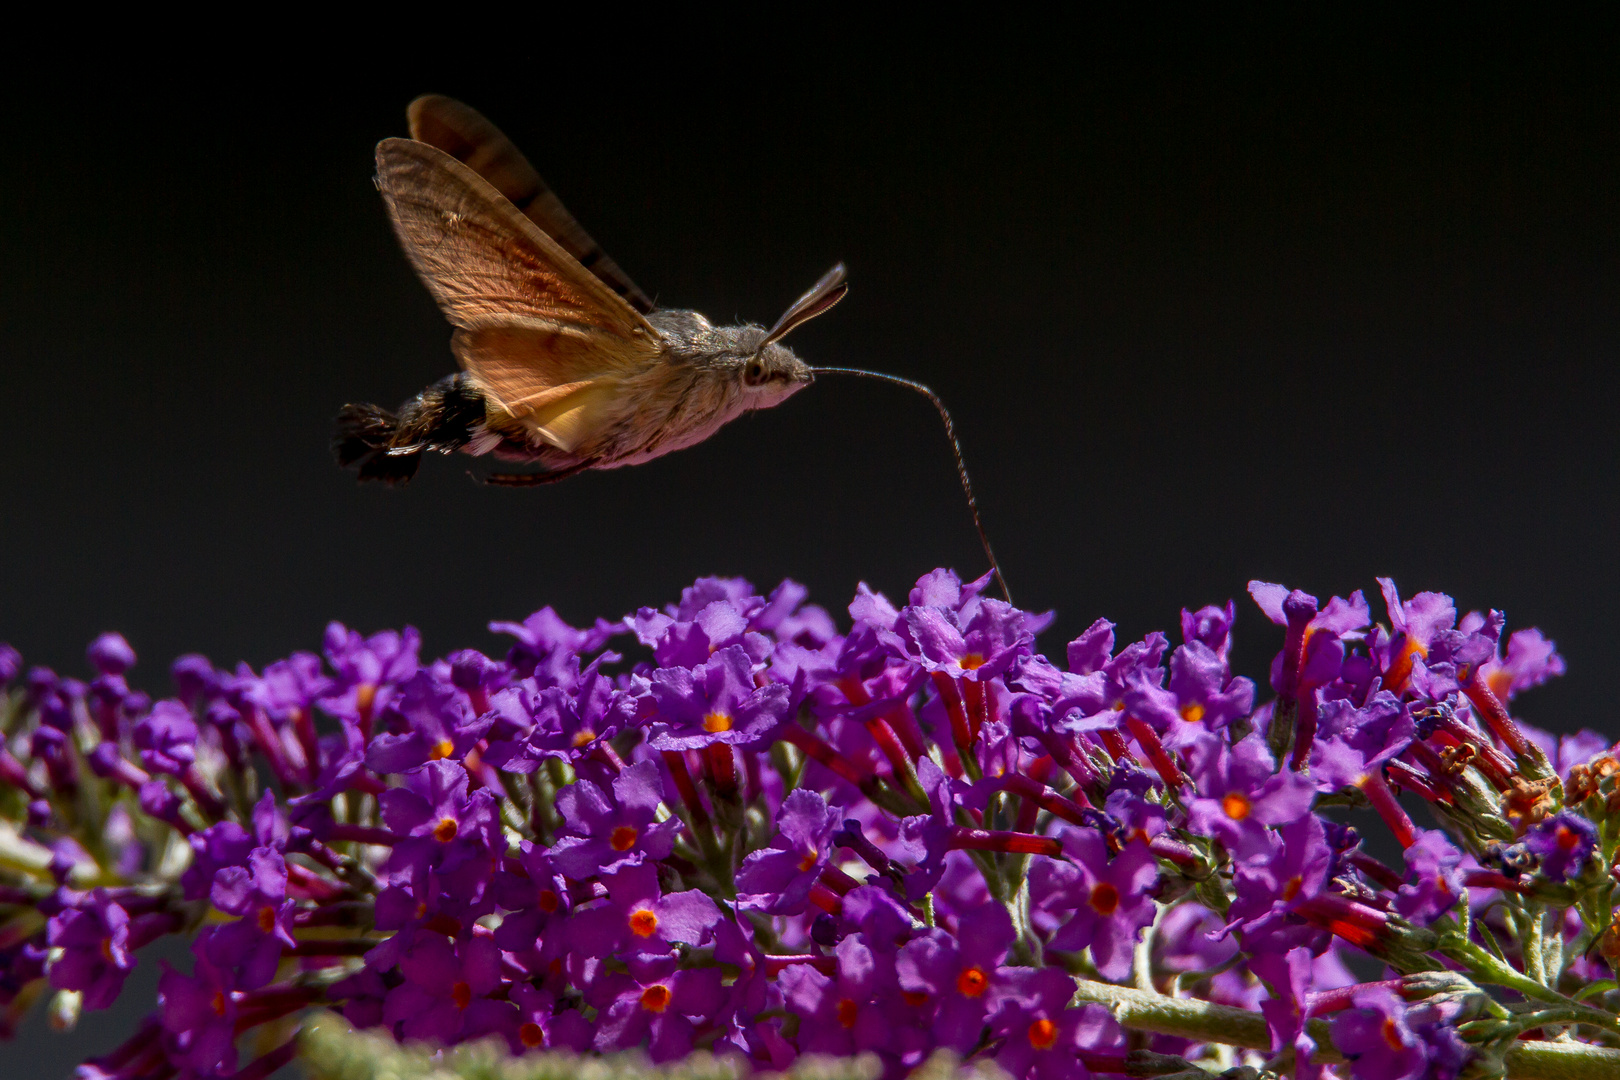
[744,358,768,386]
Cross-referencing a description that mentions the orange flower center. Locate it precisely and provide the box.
[1222,792,1251,820]
[902,990,929,1007]
[1381,1016,1404,1051]
[959,653,986,670]
[1028,1017,1058,1050]
[256,905,278,933]
[703,712,733,733]
[798,851,819,872]
[210,990,228,1016]
[429,738,455,761]
[836,998,859,1028]
[1557,825,1581,851]
[629,909,659,937]
[1180,702,1205,724]
[956,966,989,997]
[433,816,459,842]
[1089,882,1120,916]
[1282,876,1303,902]
[610,825,639,852]
[571,729,596,748]
[450,981,472,1010]
[537,889,560,914]
[99,937,115,963]
[640,984,671,1013]
[519,1021,545,1048]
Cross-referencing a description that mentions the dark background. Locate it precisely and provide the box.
[4,13,1617,1076]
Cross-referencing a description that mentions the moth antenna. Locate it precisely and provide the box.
[810,366,1011,604]
[762,263,849,348]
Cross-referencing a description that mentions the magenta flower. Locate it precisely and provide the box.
[383,931,514,1044]
[567,862,722,958]
[896,902,1017,1052]
[1029,831,1157,981]
[647,645,791,751]
[589,954,725,1062]
[1330,985,1471,1080]
[550,761,682,878]
[1525,811,1598,883]
[736,788,841,914]
[46,890,133,1010]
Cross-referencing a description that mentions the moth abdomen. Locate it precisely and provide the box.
[334,373,488,485]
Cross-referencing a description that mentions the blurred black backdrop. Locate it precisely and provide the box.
[2,12,1617,1076]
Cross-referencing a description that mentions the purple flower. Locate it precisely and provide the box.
[736,788,841,914]
[158,935,241,1074]
[550,761,682,878]
[380,760,499,850]
[383,931,515,1044]
[1029,831,1157,981]
[1185,734,1314,859]
[1181,601,1237,659]
[0,642,22,684]
[647,645,790,751]
[1252,946,1321,1080]
[323,622,421,724]
[131,700,198,776]
[987,967,1087,1080]
[87,633,136,676]
[1123,641,1254,751]
[1393,829,1466,925]
[483,658,634,771]
[1479,625,1566,703]
[568,862,722,958]
[780,934,896,1057]
[366,671,492,774]
[896,902,1016,1052]
[1225,815,1333,938]
[46,890,133,1010]
[1525,811,1598,883]
[1330,985,1471,1080]
[589,954,725,1062]
[490,606,620,679]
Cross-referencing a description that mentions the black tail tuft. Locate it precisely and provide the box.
[333,403,423,484]
[333,375,487,485]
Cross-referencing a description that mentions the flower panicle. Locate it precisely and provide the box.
[0,569,1605,1080]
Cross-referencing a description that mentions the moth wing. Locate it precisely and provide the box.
[406,94,655,314]
[451,319,634,454]
[375,137,661,351]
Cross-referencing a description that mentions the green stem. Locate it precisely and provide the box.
[1067,979,1620,1080]
[1441,934,1620,1032]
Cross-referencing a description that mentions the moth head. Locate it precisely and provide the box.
[737,262,848,406]
[736,341,814,408]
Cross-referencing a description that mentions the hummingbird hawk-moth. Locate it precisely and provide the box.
[336,95,1009,598]
[334,94,846,489]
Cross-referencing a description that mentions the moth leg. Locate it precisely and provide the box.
[481,460,596,487]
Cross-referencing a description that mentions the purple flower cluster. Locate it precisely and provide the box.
[0,570,1612,1080]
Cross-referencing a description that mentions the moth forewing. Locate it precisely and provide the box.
[374,138,658,343]
[405,94,655,314]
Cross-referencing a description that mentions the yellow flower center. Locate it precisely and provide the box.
[703,712,733,733]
